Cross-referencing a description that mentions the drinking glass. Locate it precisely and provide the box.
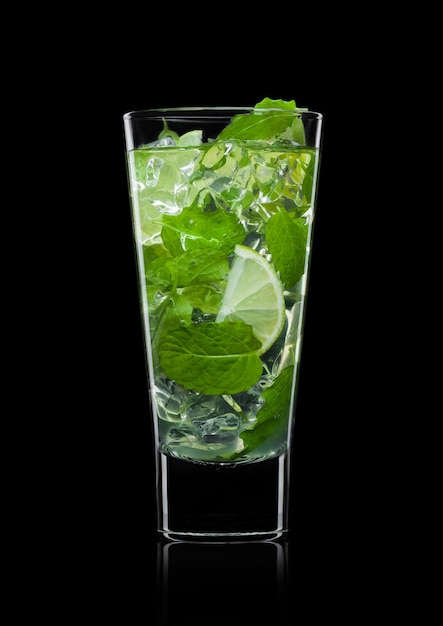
[122,104,323,540]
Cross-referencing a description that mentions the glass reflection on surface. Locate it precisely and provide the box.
[156,537,291,625]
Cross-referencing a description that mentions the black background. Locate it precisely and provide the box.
[24,33,393,621]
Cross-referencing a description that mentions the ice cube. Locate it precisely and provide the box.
[191,414,240,444]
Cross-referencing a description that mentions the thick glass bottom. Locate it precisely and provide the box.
[157,451,290,539]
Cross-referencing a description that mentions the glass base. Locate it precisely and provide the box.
[157,451,290,540]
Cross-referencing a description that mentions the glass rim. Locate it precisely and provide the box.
[123,107,323,121]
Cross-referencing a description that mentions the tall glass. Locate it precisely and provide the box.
[122,104,323,540]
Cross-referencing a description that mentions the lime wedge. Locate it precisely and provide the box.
[216,244,285,355]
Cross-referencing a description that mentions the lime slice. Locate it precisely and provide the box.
[216,244,285,355]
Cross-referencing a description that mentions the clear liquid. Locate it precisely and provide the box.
[128,139,319,465]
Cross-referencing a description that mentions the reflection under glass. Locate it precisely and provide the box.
[156,538,292,625]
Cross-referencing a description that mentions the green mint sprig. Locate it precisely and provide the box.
[217,97,307,145]
[225,366,294,459]
[158,320,263,395]
[161,204,245,256]
[266,209,308,287]
[145,98,312,395]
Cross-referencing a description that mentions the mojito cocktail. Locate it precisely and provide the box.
[123,100,323,537]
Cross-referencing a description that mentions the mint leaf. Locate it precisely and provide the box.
[161,204,244,256]
[180,284,222,314]
[254,98,297,111]
[239,366,294,451]
[217,98,306,145]
[267,209,308,287]
[145,255,177,291]
[175,249,229,287]
[145,248,228,290]
[158,320,263,394]
[301,154,317,205]
[255,366,294,425]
